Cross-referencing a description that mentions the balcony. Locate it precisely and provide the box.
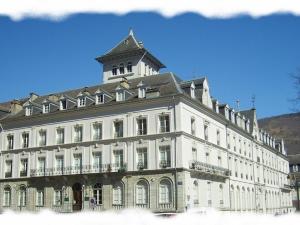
[20,170,27,177]
[30,164,127,177]
[159,160,171,169]
[137,162,147,170]
[5,171,12,178]
[189,160,230,178]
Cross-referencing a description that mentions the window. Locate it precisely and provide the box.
[217,130,220,145]
[92,123,102,141]
[137,148,147,169]
[116,91,125,102]
[112,65,117,75]
[74,125,83,142]
[191,118,196,135]
[159,114,170,133]
[159,145,171,168]
[192,148,197,161]
[55,156,64,174]
[205,152,210,164]
[43,104,50,113]
[93,183,103,205]
[3,186,11,207]
[22,132,29,148]
[60,99,67,110]
[114,120,123,138]
[36,190,44,206]
[218,156,222,167]
[7,134,14,150]
[96,94,104,104]
[93,152,102,170]
[138,87,146,98]
[136,180,148,205]
[39,130,47,147]
[78,97,86,107]
[219,185,224,207]
[56,128,64,144]
[207,182,212,207]
[159,179,172,204]
[137,117,147,135]
[227,133,231,149]
[119,63,124,74]
[18,186,27,207]
[20,159,28,177]
[38,157,46,174]
[193,181,199,205]
[204,124,208,141]
[292,165,298,172]
[114,150,124,168]
[54,190,62,206]
[25,106,33,116]
[127,62,132,73]
[112,183,123,205]
[5,160,12,178]
[73,154,82,170]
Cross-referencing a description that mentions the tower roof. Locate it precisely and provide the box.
[96,29,165,68]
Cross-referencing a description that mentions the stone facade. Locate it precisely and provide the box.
[0,30,294,214]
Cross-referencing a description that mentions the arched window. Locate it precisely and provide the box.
[219,184,224,207]
[159,179,172,204]
[112,65,117,76]
[136,180,148,205]
[93,183,103,205]
[18,186,27,207]
[193,181,199,206]
[236,186,240,210]
[3,186,11,207]
[119,63,124,74]
[112,182,123,205]
[127,62,132,73]
[230,185,235,210]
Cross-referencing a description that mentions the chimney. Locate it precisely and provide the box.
[10,100,23,115]
[120,77,130,89]
[48,94,59,102]
[29,92,39,101]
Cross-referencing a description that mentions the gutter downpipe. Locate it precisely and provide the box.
[172,96,178,212]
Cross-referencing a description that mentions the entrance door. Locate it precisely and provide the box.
[72,183,82,211]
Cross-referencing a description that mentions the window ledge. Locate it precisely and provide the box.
[108,73,134,80]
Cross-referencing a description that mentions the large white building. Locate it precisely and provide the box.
[0,30,293,214]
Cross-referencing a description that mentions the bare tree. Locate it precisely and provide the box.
[290,68,300,112]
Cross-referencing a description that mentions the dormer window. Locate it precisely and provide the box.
[96,94,104,104]
[43,104,50,114]
[116,91,125,102]
[78,97,86,107]
[138,87,146,98]
[112,65,117,76]
[127,62,132,73]
[190,83,195,99]
[119,63,125,74]
[60,99,67,110]
[25,106,33,116]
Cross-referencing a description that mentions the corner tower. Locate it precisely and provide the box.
[96,29,166,84]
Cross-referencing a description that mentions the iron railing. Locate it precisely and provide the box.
[30,164,127,177]
[189,160,230,177]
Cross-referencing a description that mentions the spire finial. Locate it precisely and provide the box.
[129,28,134,36]
[251,95,256,109]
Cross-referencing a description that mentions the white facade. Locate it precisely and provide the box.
[0,31,293,214]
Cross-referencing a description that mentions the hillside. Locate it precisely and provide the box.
[258,112,300,155]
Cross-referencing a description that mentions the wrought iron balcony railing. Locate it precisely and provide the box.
[5,171,12,178]
[159,160,171,169]
[189,160,230,177]
[30,163,128,177]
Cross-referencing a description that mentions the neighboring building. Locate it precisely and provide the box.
[288,154,300,210]
[0,30,294,214]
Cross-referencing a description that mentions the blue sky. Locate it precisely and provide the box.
[0,13,300,119]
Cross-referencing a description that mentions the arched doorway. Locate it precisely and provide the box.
[72,183,82,211]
